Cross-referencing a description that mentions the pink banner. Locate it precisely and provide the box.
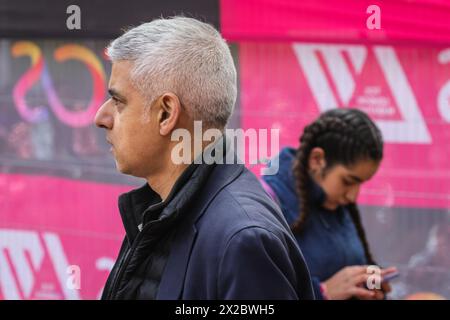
[0,174,132,299]
[240,42,450,209]
[221,0,450,45]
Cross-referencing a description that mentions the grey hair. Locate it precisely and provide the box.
[107,16,237,129]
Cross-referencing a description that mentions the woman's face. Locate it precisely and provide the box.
[309,147,381,210]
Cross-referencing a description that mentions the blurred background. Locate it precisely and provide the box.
[0,0,449,299]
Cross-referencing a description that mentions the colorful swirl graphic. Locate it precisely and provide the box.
[11,41,49,123]
[43,44,106,128]
[11,42,106,128]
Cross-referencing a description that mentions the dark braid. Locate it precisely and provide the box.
[292,108,383,266]
[347,204,376,265]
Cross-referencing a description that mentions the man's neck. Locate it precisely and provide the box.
[147,133,224,201]
[146,162,189,201]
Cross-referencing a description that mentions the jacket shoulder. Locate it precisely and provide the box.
[206,169,289,232]
[184,167,314,299]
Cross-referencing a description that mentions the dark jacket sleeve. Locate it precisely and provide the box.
[311,276,325,300]
[217,226,312,299]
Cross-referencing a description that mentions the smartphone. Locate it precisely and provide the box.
[382,271,400,283]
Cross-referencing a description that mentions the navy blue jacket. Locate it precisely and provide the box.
[104,147,315,300]
[262,147,367,299]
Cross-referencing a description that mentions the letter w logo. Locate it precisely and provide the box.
[0,229,80,300]
[293,43,431,144]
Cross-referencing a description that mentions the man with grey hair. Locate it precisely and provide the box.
[95,16,313,300]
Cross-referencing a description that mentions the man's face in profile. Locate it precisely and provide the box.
[95,60,162,178]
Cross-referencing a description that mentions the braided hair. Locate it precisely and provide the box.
[292,108,383,265]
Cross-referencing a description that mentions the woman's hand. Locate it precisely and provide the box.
[323,265,397,300]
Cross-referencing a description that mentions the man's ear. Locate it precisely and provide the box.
[156,93,182,136]
[308,147,327,174]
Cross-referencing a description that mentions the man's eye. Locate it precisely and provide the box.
[342,179,353,186]
[111,97,120,105]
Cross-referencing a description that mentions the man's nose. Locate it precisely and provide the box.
[94,101,113,129]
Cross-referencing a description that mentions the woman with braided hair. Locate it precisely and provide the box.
[262,108,397,300]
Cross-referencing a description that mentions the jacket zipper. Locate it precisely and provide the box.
[107,210,171,299]
[107,229,146,299]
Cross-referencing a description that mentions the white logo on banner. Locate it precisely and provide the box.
[0,229,80,300]
[293,43,432,144]
[438,48,450,123]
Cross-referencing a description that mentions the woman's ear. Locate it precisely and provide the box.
[156,93,182,136]
[308,147,326,175]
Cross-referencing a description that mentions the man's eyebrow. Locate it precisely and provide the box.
[108,88,127,102]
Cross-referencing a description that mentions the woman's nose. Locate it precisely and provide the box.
[346,185,360,203]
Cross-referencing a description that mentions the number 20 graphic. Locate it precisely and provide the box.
[11,41,106,128]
